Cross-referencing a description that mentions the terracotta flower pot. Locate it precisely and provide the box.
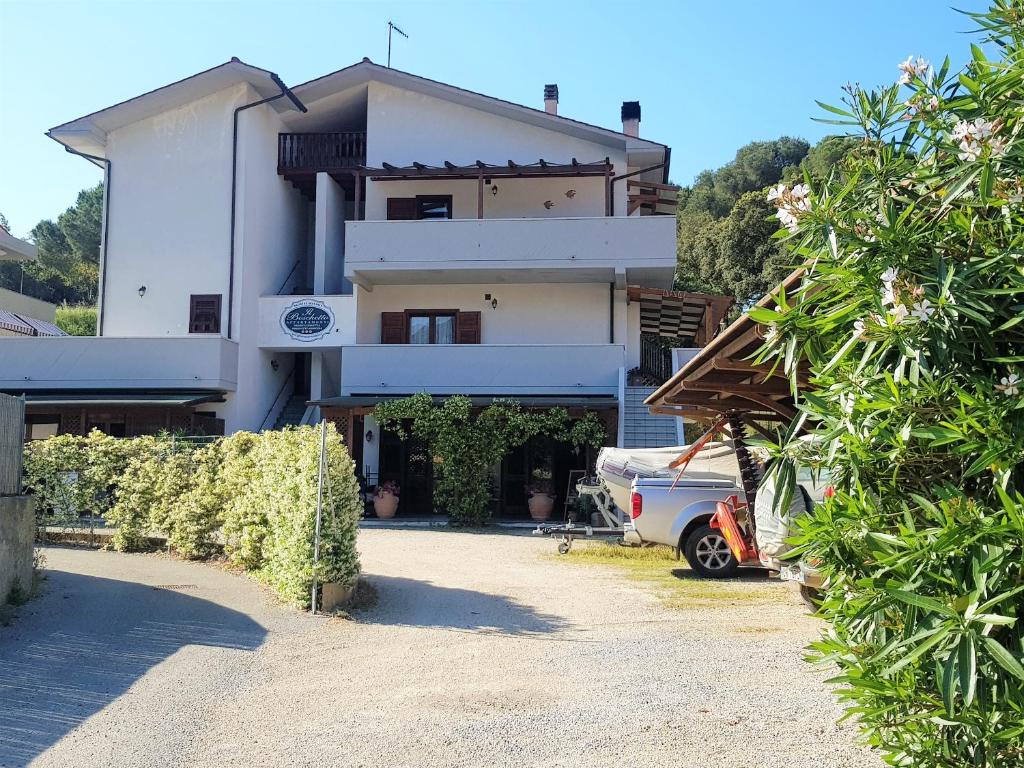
[373,491,399,519]
[527,493,555,521]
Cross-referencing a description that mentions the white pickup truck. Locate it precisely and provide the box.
[593,442,747,578]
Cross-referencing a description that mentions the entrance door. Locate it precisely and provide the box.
[378,426,434,516]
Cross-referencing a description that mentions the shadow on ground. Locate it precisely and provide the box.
[0,571,265,767]
[358,574,567,635]
[669,567,773,584]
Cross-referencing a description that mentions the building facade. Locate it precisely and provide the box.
[0,58,730,514]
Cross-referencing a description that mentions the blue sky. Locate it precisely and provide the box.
[0,0,988,236]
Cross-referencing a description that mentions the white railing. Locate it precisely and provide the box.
[0,336,239,391]
[344,216,676,284]
[339,344,624,396]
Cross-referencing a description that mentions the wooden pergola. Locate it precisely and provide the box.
[626,286,734,346]
[644,270,807,435]
[363,158,616,218]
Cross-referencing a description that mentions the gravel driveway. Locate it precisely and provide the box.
[0,531,879,768]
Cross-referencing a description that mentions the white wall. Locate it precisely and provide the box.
[102,84,246,337]
[222,84,310,432]
[314,173,347,294]
[354,282,617,345]
[364,82,628,220]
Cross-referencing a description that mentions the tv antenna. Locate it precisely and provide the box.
[387,21,409,68]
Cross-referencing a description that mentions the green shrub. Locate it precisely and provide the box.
[758,4,1024,765]
[24,425,361,608]
[54,304,97,336]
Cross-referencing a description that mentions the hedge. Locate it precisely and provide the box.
[23,425,361,608]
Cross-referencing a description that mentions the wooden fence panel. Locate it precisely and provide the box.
[0,394,24,496]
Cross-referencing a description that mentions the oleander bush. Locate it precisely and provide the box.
[24,424,361,608]
[756,3,1024,765]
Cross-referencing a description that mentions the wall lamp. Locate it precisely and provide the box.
[485,293,498,309]
[491,184,499,196]
[365,428,374,444]
[138,285,147,297]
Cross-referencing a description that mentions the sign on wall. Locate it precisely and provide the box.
[280,299,336,342]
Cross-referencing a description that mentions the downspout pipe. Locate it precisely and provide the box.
[50,141,111,336]
[228,75,306,339]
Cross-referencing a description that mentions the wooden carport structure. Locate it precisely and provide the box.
[643,270,807,503]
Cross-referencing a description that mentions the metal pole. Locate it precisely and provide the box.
[310,419,327,613]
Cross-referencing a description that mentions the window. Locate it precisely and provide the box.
[26,415,60,441]
[408,311,456,344]
[386,195,453,221]
[416,195,452,220]
[189,294,222,334]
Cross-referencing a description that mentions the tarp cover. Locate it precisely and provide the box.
[754,471,811,558]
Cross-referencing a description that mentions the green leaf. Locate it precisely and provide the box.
[981,636,1024,681]
[958,634,976,707]
[888,589,952,616]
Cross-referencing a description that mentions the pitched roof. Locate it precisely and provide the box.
[48,57,669,160]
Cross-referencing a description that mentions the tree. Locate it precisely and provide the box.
[0,184,103,305]
[676,136,855,311]
[759,5,1024,764]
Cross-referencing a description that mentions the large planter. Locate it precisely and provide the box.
[527,493,555,521]
[373,491,399,519]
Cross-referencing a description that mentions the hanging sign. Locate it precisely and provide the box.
[280,299,335,342]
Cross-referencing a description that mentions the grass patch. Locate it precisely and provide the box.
[551,541,784,610]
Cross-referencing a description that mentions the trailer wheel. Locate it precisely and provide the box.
[684,525,739,578]
[558,541,571,555]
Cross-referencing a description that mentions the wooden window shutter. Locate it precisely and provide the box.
[189,294,222,334]
[386,198,418,221]
[456,311,481,344]
[381,312,406,343]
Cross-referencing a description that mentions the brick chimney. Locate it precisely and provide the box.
[621,101,641,137]
[544,84,559,115]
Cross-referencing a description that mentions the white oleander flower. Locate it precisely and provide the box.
[996,373,1021,397]
[911,299,935,321]
[881,285,898,307]
[990,135,1008,156]
[766,183,786,202]
[958,139,982,162]
[889,303,909,323]
[898,55,930,85]
[764,323,780,346]
[880,267,899,284]
[952,120,974,141]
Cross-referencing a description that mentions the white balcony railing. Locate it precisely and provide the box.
[0,336,239,391]
[339,344,624,396]
[344,216,676,287]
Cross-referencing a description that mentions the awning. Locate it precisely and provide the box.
[312,395,619,409]
[22,392,225,407]
[364,158,612,181]
[643,270,806,424]
[0,310,65,337]
[626,286,734,345]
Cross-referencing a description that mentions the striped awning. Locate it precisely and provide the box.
[0,310,65,337]
[626,286,734,344]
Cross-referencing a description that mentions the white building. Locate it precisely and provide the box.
[0,58,731,516]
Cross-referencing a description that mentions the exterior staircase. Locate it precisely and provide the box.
[622,385,680,448]
[272,394,309,430]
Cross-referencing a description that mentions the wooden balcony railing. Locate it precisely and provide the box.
[277,132,367,174]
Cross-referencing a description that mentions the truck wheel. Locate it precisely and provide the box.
[684,525,739,578]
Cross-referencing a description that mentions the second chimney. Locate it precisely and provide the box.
[621,101,641,137]
[544,84,559,115]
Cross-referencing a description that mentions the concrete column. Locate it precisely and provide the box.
[314,173,348,295]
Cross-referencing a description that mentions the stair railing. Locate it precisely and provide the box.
[638,336,674,384]
[259,367,296,432]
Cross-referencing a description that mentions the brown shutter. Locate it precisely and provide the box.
[456,311,481,344]
[386,198,417,221]
[189,294,222,334]
[381,312,406,343]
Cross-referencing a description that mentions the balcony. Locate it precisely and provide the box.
[277,132,367,175]
[338,344,624,396]
[0,336,239,391]
[344,216,676,287]
[258,295,357,350]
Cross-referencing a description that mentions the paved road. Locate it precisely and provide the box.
[0,533,879,768]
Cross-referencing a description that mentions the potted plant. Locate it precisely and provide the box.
[525,471,555,521]
[373,480,400,519]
